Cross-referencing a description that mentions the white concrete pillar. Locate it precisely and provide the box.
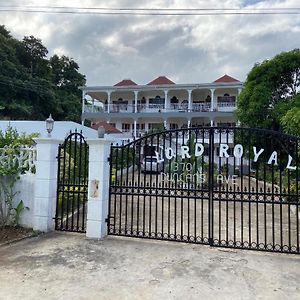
[210,89,215,111]
[188,119,191,128]
[134,120,137,138]
[33,138,62,232]
[82,91,85,125]
[134,91,138,113]
[210,119,214,127]
[107,91,111,113]
[188,90,193,111]
[86,139,111,239]
[164,120,167,129]
[164,90,168,111]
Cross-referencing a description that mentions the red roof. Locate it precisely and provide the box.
[214,74,240,83]
[147,76,175,85]
[91,122,121,134]
[114,79,137,86]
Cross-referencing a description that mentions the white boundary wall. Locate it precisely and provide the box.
[14,173,36,228]
[0,137,111,239]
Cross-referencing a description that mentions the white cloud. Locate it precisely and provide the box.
[0,0,299,85]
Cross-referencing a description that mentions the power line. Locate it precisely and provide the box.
[0,6,299,16]
[1,5,300,11]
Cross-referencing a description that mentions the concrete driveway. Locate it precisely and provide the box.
[0,233,299,300]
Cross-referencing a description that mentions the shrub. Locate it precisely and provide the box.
[0,126,38,227]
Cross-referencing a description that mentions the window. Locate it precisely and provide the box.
[205,95,211,102]
[122,123,131,132]
[137,123,145,130]
[149,96,164,107]
[170,96,179,104]
[170,123,178,130]
[217,95,236,103]
[149,123,163,130]
[181,100,188,110]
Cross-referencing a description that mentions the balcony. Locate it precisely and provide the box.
[217,101,236,112]
[191,103,211,112]
[83,101,236,114]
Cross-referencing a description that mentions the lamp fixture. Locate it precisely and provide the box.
[46,114,54,137]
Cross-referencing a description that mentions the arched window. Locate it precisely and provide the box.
[181,99,188,110]
[170,96,179,104]
[205,95,211,102]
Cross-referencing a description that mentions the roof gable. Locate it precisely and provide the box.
[114,79,137,86]
[91,122,121,134]
[214,74,240,83]
[147,76,175,85]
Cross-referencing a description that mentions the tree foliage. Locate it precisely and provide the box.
[0,25,86,122]
[236,49,300,135]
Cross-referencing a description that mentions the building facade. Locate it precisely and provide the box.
[81,74,243,139]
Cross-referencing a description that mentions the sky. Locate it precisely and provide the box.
[0,0,299,86]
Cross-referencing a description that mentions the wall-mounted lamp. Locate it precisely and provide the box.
[46,114,54,137]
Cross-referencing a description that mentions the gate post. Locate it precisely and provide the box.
[33,138,62,232]
[86,138,111,239]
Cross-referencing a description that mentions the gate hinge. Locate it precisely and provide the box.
[105,217,109,223]
[107,156,111,163]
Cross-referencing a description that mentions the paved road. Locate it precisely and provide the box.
[0,232,299,300]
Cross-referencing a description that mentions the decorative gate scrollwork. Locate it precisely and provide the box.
[55,131,88,233]
[108,127,300,254]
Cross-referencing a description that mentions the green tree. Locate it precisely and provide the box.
[0,25,86,122]
[49,55,86,121]
[280,94,300,135]
[21,35,49,77]
[236,49,300,132]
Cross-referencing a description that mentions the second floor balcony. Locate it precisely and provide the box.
[84,99,236,114]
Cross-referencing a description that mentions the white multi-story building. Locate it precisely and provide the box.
[80,74,243,139]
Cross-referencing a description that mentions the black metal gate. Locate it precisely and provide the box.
[55,131,89,232]
[108,127,300,254]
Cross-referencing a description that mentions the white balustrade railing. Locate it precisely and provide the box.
[0,146,37,174]
[192,103,211,112]
[83,102,236,113]
[217,102,236,107]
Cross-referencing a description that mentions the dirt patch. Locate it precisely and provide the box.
[0,226,36,245]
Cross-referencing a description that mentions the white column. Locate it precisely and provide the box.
[210,119,214,127]
[86,139,111,239]
[188,119,191,128]
[188,90,193,111]
[33,138,62,232]
[164,90,168,111]
[210,89,215,111]
[164,120,167,129]
[134,91,138,113]
[81,91,85,125]
[134,120,137,138]
[107,91,111,113]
